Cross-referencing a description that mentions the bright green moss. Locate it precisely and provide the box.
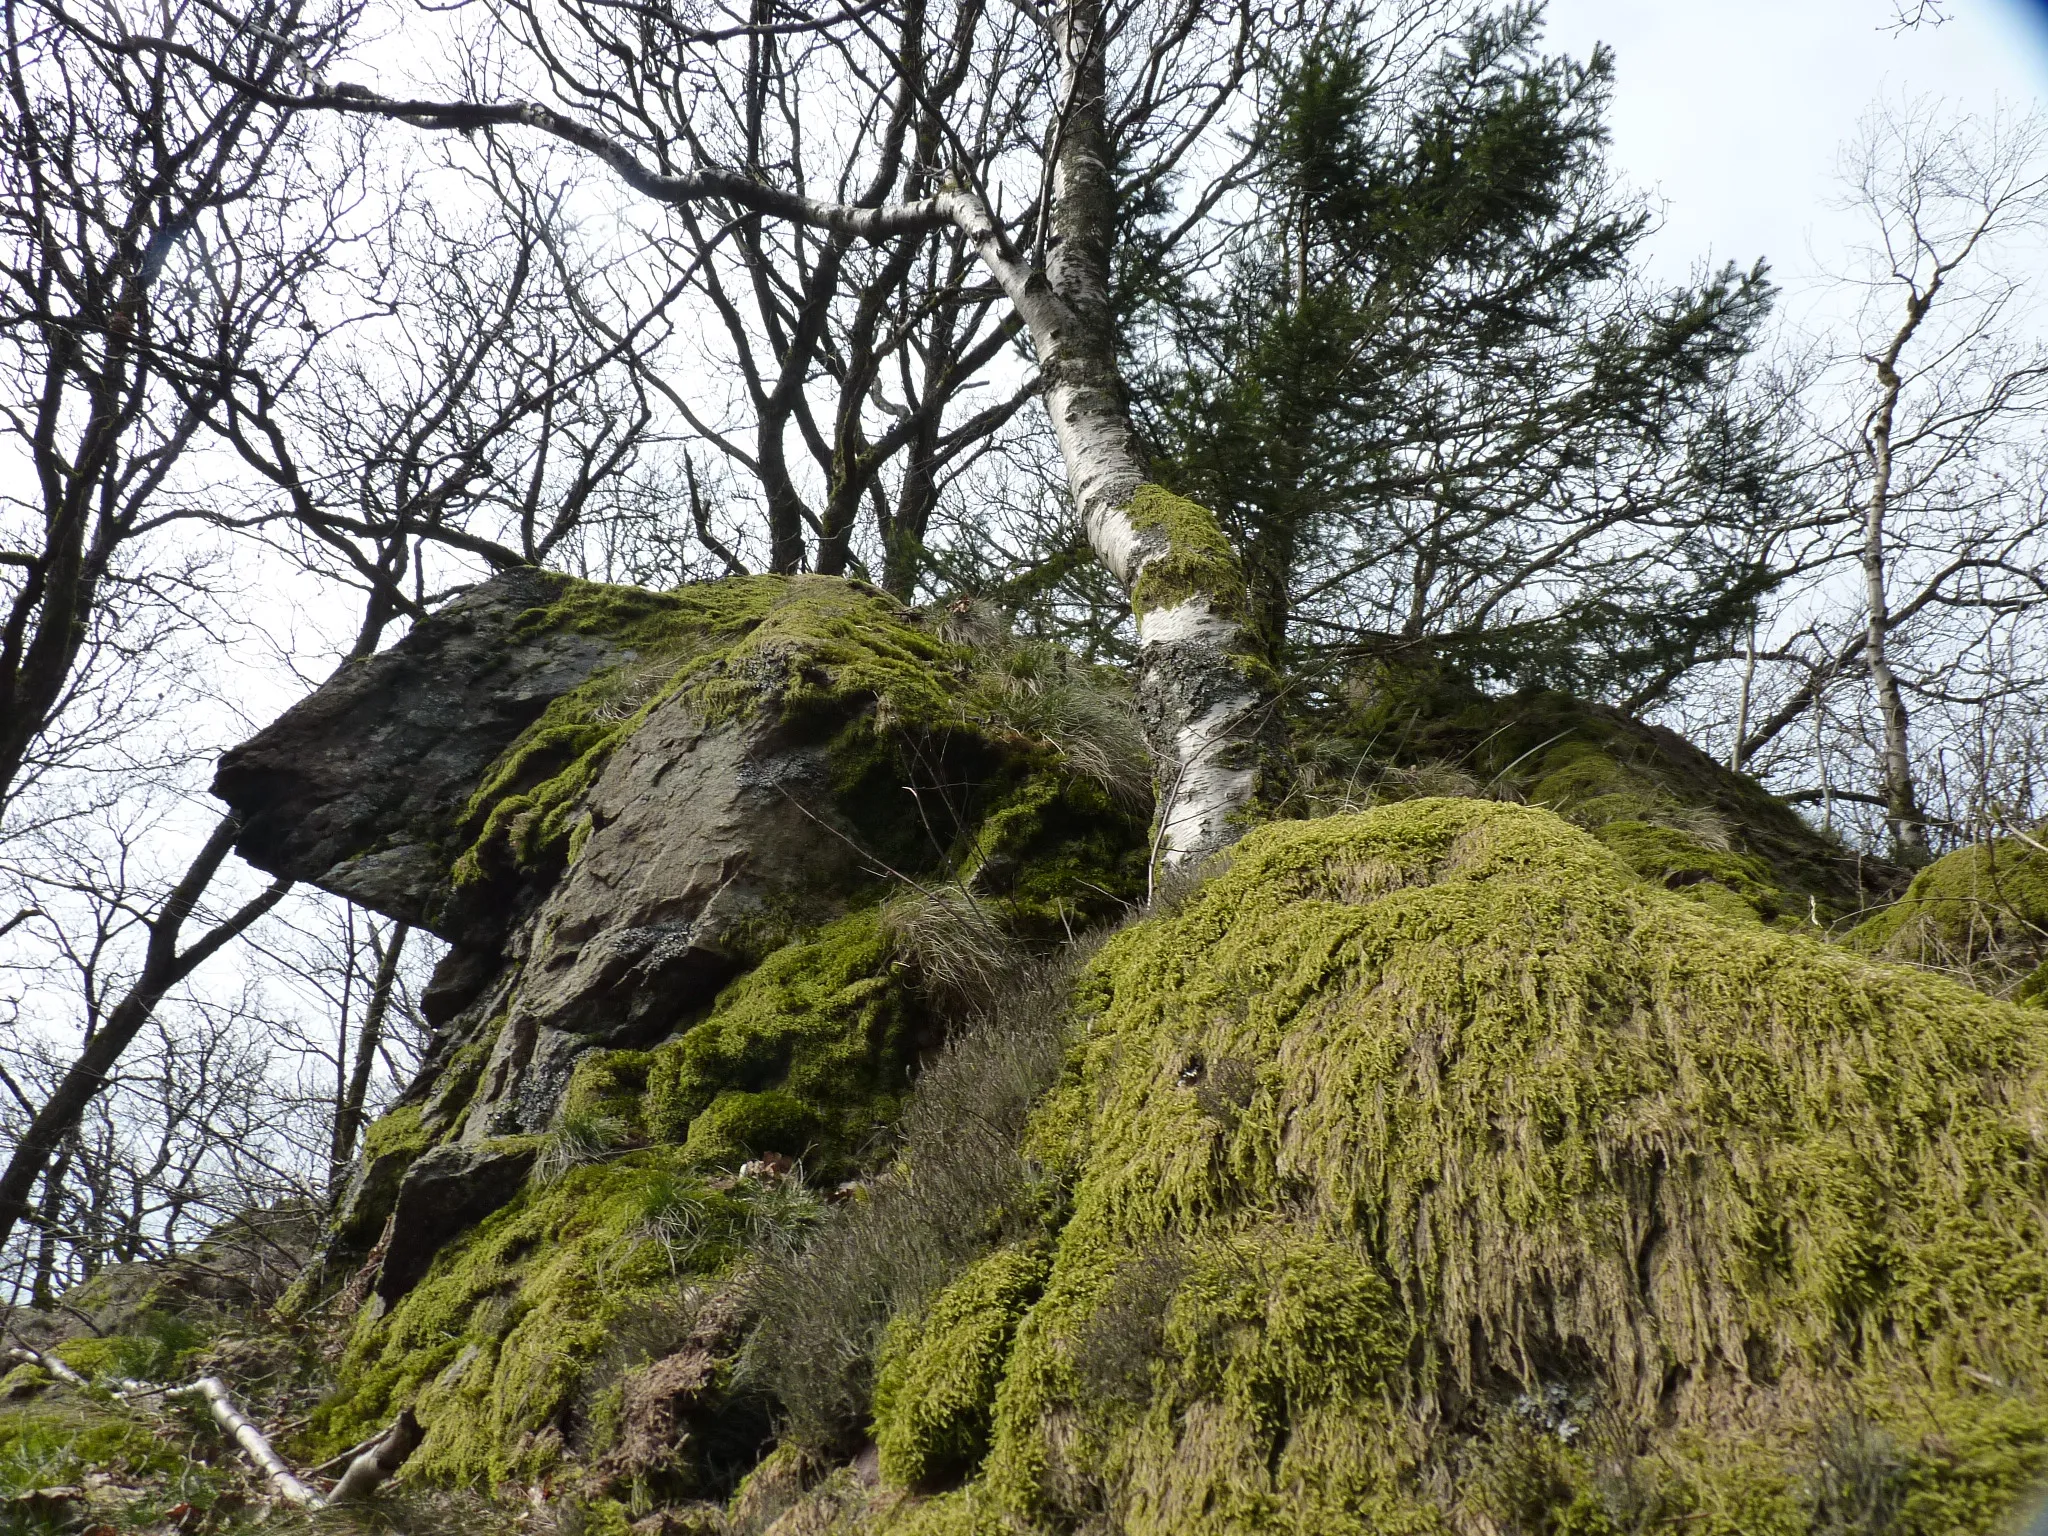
[51,1314,204,1385]
[308,1149,745,1486]
[876,799,2048,1535]
[563,1049,654,1141]
[645,912,922,1177]
[1126,484,1249,622]
[1846,836,2048,962]
[873,1242,1051,1491]
[361,1101,432,1163]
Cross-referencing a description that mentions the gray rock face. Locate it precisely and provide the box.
[216,573,906,1293]
[212,569,628,946]
[374,1141,539,1303]
[463,705,863,1140]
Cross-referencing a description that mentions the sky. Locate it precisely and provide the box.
[1539,0,2048,294]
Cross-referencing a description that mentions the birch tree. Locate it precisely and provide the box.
[146,0,1292,862]
[1731,98,2048,861]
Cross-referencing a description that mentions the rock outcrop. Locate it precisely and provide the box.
[190,573,2048,1535]
[209,571,1149,1486]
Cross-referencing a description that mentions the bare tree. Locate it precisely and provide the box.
[0,811,289,1276]
[155,0,1291,862]
[0,0,361,821]
[1731,98,2048,861]
[213,141,707,653]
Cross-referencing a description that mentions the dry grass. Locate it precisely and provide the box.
[738,942,1093,1454]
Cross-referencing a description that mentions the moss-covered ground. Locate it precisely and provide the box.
[303,1148,773,1485]
[846,800,2048,1535]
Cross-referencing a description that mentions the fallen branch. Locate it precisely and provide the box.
[173,1376,324,1506]
[307,1426,393,1476]
[5,1343,88,1389]
[167,1379,421,1507]
[7,1342,420,1507]
[327,1409,423,1504]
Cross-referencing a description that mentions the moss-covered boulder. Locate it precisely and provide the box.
[1846,836,2048,1002]
[282,574,1149,1276]
[219,577,2048,1526]
[1302,671,1900,924]
[845,800,2048,1535]
[244,574,1152,1489]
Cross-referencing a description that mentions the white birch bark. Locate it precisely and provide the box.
[935,0,1271,866]
[1861,299,1933,862]
[175,1376,325,1506]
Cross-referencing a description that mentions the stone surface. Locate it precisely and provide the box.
[213,569,628,946]
[375,1141,539,1302]
[462,705,863,1139]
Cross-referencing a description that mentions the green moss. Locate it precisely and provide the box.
[954,765,1148,933]
[874,1242,1051,1490]
[1846,836,2048,965]
[1,1363,50,1397]
[1300,673,1874,921]
[875,799,2048,1534]
[1126,484,1249,622]
[564,1049,654,1141]
[309,1149,748,1486]
[52,1314,204,1385]
[1593,818,1785,921]
[0,1398,212,1534]
[2021,962,2048,1008]
[645,912,922,1177]
[361,1101,432,1164]
[452,576,970,886]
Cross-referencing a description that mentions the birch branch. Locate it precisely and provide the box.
[6,1344,420,1508]
[5,1343,89,1389]
[327,1409,423,1503]
[172,1376,323,1506]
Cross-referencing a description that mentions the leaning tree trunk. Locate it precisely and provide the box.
[946,0,1276,866]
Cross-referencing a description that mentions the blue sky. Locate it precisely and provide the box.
[1539,0,2048,290]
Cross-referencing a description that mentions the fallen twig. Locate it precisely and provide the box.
[172,1376,324,1506]
[5,1343,88,1390]
[7,1342,420,1507]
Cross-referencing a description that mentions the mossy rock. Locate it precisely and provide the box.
[309,1149,762,1486]
[866,799,2048,1535]
[1845,837,2048,990]
[1302,676,1894,921]
[643,910,927,1178]
[451,574,974,892]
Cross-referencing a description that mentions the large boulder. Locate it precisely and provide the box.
[219,574,1148,1325]
[214,569,632,946]
[811,801,2048,1534]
